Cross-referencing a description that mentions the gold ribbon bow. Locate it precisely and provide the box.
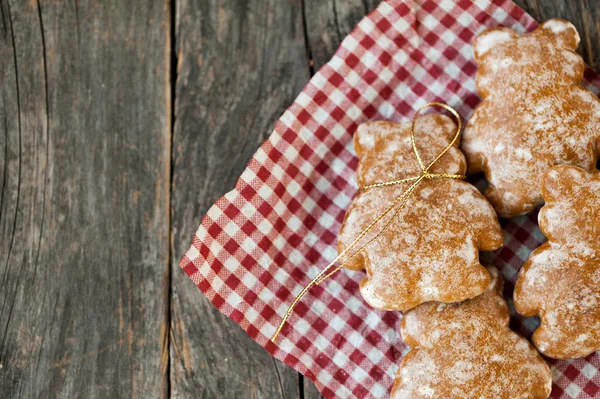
[271,102,465,342]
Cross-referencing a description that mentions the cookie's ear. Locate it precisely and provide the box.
[414,114,458,145]
[541,165,587,202]
[534,19,580,50]
[354,122,380,159]
[473,27,516,61]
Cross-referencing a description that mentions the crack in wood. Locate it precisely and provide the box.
[271,356,286,398]
[301,0,316,76]
[1,1,23,351]
[162,0,176,397]
[1,115,8,216]
[32,0,49,288]
[332,0,343,46]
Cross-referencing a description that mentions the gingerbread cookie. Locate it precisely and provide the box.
[514,165,600,359]
[338,115,503,311]
[392,266,552,399]
[462,19,600,217]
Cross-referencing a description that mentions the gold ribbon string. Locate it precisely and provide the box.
[271,102,465,343]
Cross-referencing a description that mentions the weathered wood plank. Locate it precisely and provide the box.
[0,1,171,398]
[302,374,325,399]
[512,1,600,71]
[3,1,597,399]
[170,0,310,398]
[303,0,380,71]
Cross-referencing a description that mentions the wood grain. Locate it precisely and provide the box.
[303,0,380,71]
[169,0,309,398]
[1,1,600,398]
[0,0,171,397]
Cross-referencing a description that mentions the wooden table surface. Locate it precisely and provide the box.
[0,0,598,398]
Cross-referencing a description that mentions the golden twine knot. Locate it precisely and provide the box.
[271,102,465,342]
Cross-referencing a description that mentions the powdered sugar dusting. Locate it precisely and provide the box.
[515,165,600,359]
[420,187,433,198]
[475,30,513,58]
[543,19,574,35]
[357,130,376,150]
[392,267,552,398]
[462,19,600,218]
[340,116,503,311]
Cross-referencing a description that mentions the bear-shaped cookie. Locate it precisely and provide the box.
[514,165,600,359]
[338,114,503,311]
[392,266,552,399]
[462,19,600,218]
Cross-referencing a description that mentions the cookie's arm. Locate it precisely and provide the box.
[400,307,428,347]
[461,112,487,174]
[539,165,594,244]
[338,199,367,271]
[514,243,553,317]
[337,240,365,271]
[464,184,504,251]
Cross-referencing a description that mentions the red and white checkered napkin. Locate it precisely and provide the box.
[180,0,600,397]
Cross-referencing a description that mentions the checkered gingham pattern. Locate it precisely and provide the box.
[179,0,600,397]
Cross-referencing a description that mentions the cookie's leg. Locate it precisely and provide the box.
[484,184,539,218]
